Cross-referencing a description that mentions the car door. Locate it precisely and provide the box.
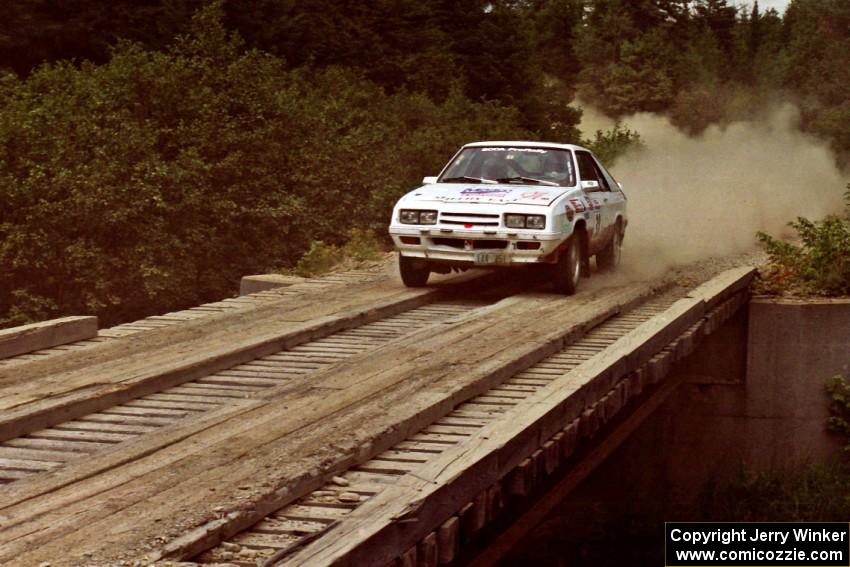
[575,150,612,251]
[591,153,625,237]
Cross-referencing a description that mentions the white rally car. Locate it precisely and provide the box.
[389,141,627,294]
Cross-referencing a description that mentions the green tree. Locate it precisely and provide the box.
[573,0,683,116]
[692,0,738,59]
[525,0,584,81]
[782,0,850,164]
[0,0,205,74]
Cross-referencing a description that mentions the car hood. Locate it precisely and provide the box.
[405,183,572,206]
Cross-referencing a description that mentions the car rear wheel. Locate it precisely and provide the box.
[597,225,622,271]
[552,236,582,295]
[399,254,430,287]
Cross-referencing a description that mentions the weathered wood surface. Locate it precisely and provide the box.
[0,316,98,359]
[0,271,487,442]
[0,280,663,566]
[239,274,306,296]
[283,268,754,567]
[686,266,756,309]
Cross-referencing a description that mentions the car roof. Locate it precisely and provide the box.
[462,141,590,152]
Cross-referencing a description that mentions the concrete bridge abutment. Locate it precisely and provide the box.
[506,297,850,565]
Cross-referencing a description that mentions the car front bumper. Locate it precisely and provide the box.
[389,227,564,266]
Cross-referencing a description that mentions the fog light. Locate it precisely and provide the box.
[517,242,541,250]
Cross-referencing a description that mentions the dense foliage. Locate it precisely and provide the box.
[0,5,531,327]
[826,374,850,454]
[702,464,850,521]
[756,186,850,296]
[1,0,848,327]
[4,1,848,160]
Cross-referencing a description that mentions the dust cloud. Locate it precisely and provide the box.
[582,103,847,278]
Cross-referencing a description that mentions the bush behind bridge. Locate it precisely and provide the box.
[0,7,531,328]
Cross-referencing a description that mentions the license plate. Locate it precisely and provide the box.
[474,252,506,265]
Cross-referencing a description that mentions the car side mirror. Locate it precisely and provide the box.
[422,176,438,185]
[581,180,601,192]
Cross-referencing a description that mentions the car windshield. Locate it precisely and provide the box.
[439,147,576,187]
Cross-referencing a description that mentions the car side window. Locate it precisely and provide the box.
[576,151,597,182]
[576,151,611,191]
[592,154,620,193]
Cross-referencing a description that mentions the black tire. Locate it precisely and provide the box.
[552,235,582,295]
[399,254,430,287]
[596,223,622,272]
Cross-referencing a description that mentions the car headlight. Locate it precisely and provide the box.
[400,209,438,225]
[400,210,419,224]
[504,214,546,230]
[526,215,546,229]
[505,214,526,229]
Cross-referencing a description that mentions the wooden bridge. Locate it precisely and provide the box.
[0,262,755,566]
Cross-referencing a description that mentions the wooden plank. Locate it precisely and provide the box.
[359,459,420,474]
[0,469,33,481]
[239,274,306,296]
[143,393,224,406]
[418,532,438,567]
[437,517,459,565]
[0,316,98,359]
[122,399,212,413]
[231,531,298,549]
[687,266,756,310]
[374,450,430,463]
[55,421,157,435]
[100,406,188,419]
[281,505,354,522]
[28,429,135,444]
[167,385,253,399]
[76,413,175,427]
[263,353,345,363]
[393,441,451,454]
[4,437,107,453]
[217,369,300,379]
[0,446,74,463]
[238,359,316,369]
[199,376,281,388]
[251,517,327,535]
[0,457,62,471]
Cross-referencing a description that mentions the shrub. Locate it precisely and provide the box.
[291,241,342,279]
[826,374,850,455]
[290,229,384,278]
[756,185,850,297]
[583,124,645,165]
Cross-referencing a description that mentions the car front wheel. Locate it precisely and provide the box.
[552,236,582,295]
[399,254,430,287]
